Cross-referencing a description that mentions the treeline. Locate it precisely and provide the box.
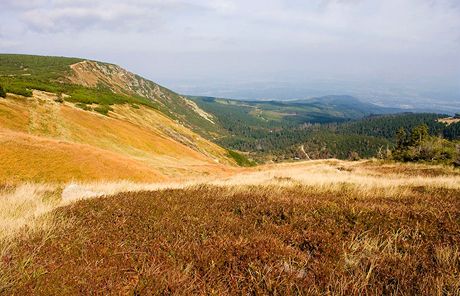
[214,121,392,162]
[264,131,390,162]
[388,124,459,165]
[206,110,460,163]
[444,122,460,140]
[336,113,447,139]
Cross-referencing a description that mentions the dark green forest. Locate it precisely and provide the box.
[191,96,459,163]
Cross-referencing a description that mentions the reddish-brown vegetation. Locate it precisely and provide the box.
[2,184,459,295]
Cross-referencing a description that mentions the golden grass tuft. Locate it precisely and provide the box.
[0,183,61,240]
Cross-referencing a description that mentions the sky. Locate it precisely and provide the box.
[1,0,459,110]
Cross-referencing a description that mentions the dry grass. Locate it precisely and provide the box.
[0,93,234,184]
[0,184,63,292]
[1,159,457,240]
[0,160,459,294]
[0,129,167,183]
[28,159,458,204]
[0,184,61,239]
[2,183,459,294]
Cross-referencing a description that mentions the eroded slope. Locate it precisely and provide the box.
[68,60,216,131]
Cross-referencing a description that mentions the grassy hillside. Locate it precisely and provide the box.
[0,54,81,82]
[0,54,221,137]
[0,129,165,183]
[0,54,253,183]
[0,90,235,183]
[1,160,459,294]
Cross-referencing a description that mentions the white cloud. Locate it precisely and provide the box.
[21,2,168,32]
[2,0,48,9]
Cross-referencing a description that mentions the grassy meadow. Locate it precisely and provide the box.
[1,160,459,295]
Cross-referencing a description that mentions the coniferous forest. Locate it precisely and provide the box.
[191,96,460,164]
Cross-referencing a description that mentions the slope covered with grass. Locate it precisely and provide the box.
[1,161,459,294]
[0,129,166,183]
[0,54,249,183]
[2,179,459,293]
[0,89,236,183]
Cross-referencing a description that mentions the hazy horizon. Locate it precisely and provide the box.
[1,0,459,110]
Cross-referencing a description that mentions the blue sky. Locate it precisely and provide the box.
[1,0,459,108]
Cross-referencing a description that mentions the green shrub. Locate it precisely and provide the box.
[0,85,5,98]
[94,105,113,116]
[227,149,256,167]
[409,124,429,146]
[3,85,32,97]
[75,103,92,111]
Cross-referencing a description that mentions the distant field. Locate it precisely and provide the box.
[439,117,460,125]
[1,160,459,294]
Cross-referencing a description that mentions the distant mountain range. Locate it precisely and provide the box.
[189,94,405,128]
[169,81,460,114]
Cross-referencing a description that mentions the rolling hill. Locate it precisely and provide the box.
[0,54,240,183]
[190,94,402,127]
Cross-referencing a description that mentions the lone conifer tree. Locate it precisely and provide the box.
[0,85,5,98]
[410,124,429,146]
[396,127,407,149]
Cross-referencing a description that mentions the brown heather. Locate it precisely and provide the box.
[1,161,459,295]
